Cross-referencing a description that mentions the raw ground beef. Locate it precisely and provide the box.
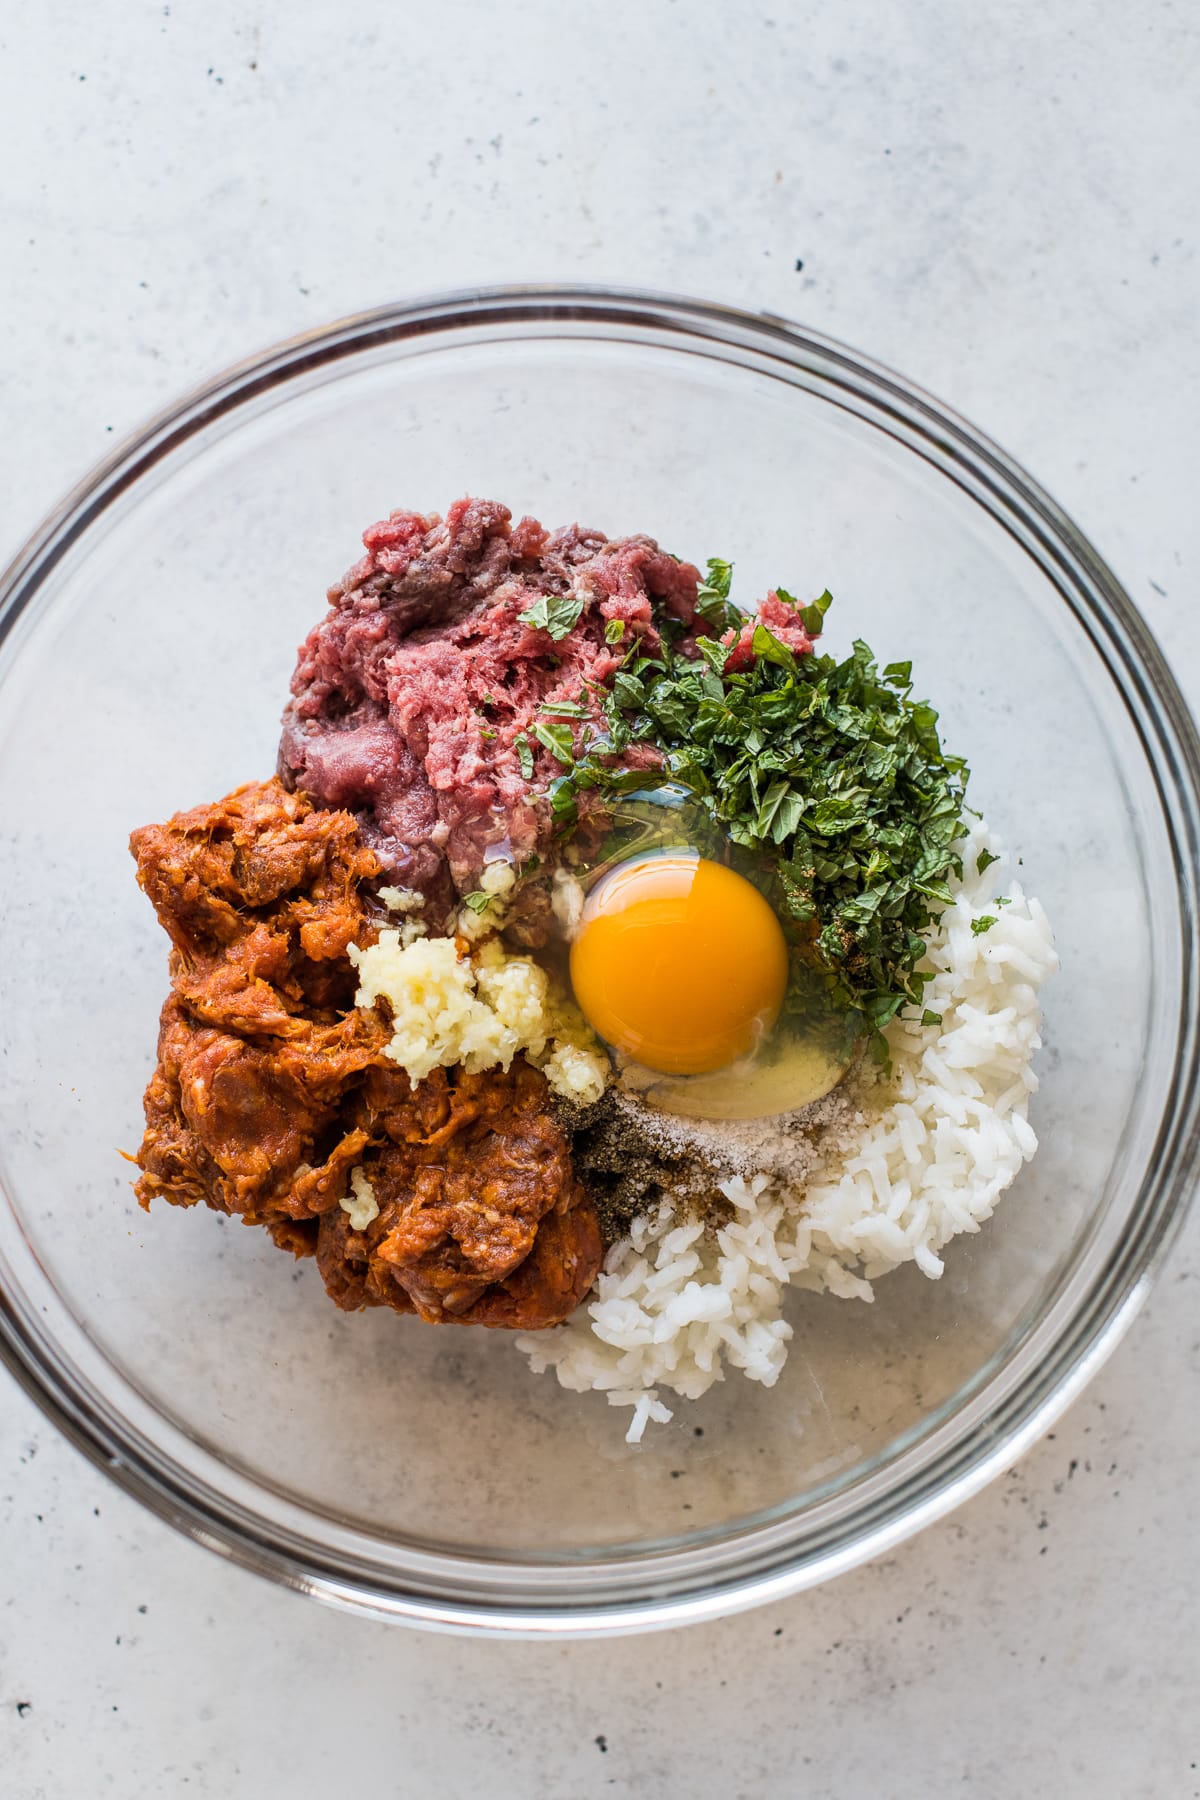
[278,497,702,908]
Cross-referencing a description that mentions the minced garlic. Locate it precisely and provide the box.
[551,868,585,940]
[378,886,424,914]
[348,929,609,1105]
[377,885,428,947]
[481,860,517,899]
[340,1165,380,1232]
[455,857,518,941]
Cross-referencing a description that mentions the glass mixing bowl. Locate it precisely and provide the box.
[1,288,1197,1636]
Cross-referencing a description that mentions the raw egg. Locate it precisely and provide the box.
[569,852,789,1076]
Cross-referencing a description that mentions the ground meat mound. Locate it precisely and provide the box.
[278,496,701,902]
[316,1061,602,1326]
[131,778,601,1330]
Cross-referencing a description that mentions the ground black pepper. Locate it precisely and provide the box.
[557,1076,863,1246]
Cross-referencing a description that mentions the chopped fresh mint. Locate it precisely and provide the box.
[605,618,627,644]
[530,719,575,765]
[557,582,969,1051]
[518,592,585,641]
[751,622,798,671]
[514,734,534,780]
[547,773,578,827]
[462,891,492,915]
[694,557,739,632]
[971,915,997,935]
[798,588,834,637]
[538,698,589,718]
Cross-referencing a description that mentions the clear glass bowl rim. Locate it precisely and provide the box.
[1,283,1198,1638]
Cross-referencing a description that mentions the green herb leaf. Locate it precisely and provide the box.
[751,622,797,672]
[921,1008,943,1027]
[799,589,833,636]
[971,915,997,935]
[538,698,589,718]
[514,734,534,780]
[693,641,727,681]
[518,593,585,641]
[531,719,575,765]
[546,774,578,827]
[698,557,732,601]
[976,847,999,875]
[611,670,646,711]
[462,891,492,915]
[757,780,805,844]
[695,557,736,630]
[604,618,627,645]
[810,794,867,834]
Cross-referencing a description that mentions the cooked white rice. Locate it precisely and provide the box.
[516,819,1057,1442]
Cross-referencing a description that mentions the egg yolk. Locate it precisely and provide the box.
[569,854,790,1076]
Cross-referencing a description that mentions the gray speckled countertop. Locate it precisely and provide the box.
[1,4,1198,1795]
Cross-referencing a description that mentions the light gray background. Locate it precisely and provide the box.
[1,3,1197,1796]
